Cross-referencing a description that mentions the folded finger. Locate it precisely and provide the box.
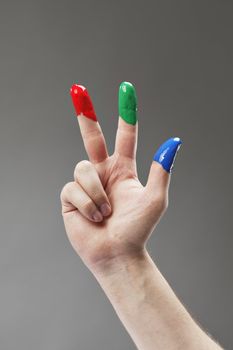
[74,160,111,217]
[61,182,103,222]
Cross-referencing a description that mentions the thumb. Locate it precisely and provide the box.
[146,137,182,194]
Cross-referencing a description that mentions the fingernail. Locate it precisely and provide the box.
[153,137,182,173]
[92,211,103,222]
[119,81,137,125]
[100,203,111,217]
[70,84,97,122]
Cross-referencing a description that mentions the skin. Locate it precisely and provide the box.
[60,85,223,350]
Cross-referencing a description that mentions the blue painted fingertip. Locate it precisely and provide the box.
[153,137,182,173]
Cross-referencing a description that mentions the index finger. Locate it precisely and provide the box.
[70,84,109,164]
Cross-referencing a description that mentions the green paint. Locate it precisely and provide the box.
[119,82,137,125]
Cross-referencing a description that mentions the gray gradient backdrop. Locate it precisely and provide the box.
[0,1,232,349]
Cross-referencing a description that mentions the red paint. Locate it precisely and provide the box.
[70,84,97,122]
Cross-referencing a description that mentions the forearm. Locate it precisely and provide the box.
[93,250,222,350]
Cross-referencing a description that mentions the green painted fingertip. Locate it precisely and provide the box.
[119,82,137,125]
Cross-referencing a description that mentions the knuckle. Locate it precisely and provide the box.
[81,200,95,213]
[162,196,169,211]
[82,127,102,140]
[156,192,169,211]
[149,191,169,213]
[74,160,91,177]
[60,182,74,201]
[91,190,106,204]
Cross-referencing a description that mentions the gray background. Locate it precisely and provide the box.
[0,0,232,349]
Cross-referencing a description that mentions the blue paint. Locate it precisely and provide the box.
[153,137,182,173]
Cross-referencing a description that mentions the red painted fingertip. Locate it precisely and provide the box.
[70,84,97,122]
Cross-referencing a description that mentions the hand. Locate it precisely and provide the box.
[60,82,181,271]
[60,86,223,350]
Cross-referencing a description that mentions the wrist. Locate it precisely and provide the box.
[90,246,149,278]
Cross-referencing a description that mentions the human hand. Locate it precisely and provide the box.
[60,82,181,272]
[60,91,223,350]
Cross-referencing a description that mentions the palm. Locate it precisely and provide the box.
[63,151,165,267]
